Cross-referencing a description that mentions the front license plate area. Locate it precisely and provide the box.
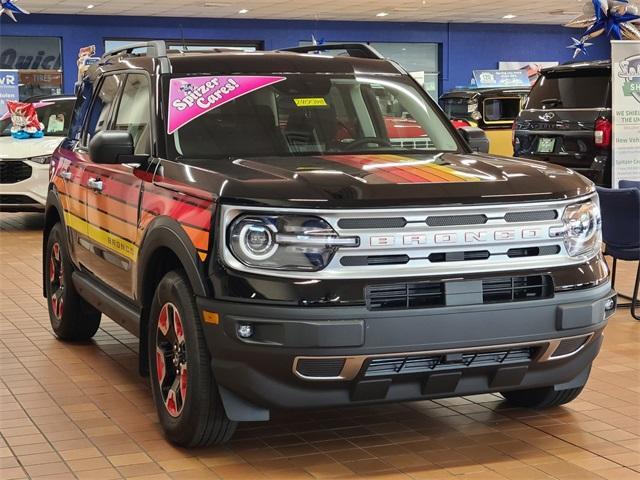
[537,137,556,153]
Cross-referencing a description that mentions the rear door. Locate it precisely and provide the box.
[515,69,611,171]
[82,73,152,298]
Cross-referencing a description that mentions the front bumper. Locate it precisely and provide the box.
[0,160,48,211]
[198,282,615,417]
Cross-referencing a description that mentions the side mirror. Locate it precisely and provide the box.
[458,126,490,154]
[88,131,134,164]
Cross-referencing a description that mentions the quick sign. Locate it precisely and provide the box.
[0,37,62,71]
[0,70,20,115]
[611,41,640,186]
[167,75,286,134]
[472,69,530,88]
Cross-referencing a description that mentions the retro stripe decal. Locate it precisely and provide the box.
[321,154,483,184]
[56,168,213,261]
[64,211,139,261]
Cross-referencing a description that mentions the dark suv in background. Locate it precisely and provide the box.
[513,61,612,186]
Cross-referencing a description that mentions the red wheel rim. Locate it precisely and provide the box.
[155,303,187,417]
[49,242,64,320]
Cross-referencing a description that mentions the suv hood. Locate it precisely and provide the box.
[169,152,594,208]
[0,136,64,160]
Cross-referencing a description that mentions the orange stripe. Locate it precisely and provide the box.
[429,163,479,182]
[377,155,460,183]
[413,164,462,182]
[63,196,86,220]
[182,225,210,252]
[372,156,444,183]
[87,193,139,224]
[325,155,413,183]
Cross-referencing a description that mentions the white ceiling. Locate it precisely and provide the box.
[18,0,585,24]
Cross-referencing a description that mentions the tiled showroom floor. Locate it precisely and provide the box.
[0,212,639,480]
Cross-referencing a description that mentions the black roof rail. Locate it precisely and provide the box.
[102,40,168,60]
[279,43,384,60]
[101,40,170,74]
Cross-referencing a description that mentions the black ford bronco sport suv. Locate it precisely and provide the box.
[514,61,613,186]
[44,41,616,447]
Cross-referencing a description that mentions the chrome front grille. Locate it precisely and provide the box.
[220,195,594,279]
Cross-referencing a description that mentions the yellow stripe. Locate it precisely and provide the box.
[429,163,482,182]
[64,212,139,261]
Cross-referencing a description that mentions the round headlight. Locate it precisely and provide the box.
[231,218,278,261]
[226,213,358,272]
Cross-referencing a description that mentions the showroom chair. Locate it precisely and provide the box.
[596,186,640,320]
[620,179,640,190]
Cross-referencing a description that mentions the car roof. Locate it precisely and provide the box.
[92,49,402,78]
[542,60,611,75]
[440,87,530,100]
[168,51,400,75]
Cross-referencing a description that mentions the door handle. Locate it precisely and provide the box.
[60,171,72,180]
[87,178,103,192]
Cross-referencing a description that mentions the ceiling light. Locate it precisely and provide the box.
[376,12,389,17]
[86,4,94,8]
[238,8,249,14]
[502,14,517,19]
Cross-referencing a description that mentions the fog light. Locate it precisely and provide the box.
[604,297,616,312]
[237,323,254,339]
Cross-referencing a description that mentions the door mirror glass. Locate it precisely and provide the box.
[88,130,134,164]
[458,126,490,154]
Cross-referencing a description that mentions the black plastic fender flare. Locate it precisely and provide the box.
[136,215,209,302]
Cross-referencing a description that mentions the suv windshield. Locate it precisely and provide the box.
[0,99,74,137]
[166,74,460,159]
[527,71,610,110]
[440,97,475,120]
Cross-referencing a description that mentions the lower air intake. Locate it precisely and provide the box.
[482,275,554,304]
[296,358,345,378]
[364,347,534,377]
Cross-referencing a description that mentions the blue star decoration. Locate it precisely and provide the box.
[567,37,593,59]
[0,0,29,22]
[585,0,640,40]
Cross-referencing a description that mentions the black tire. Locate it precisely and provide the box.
[45,223,101,340]
[501,386,584,409]
[148,270,237,447]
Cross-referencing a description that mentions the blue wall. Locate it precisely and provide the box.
[1,13,611,94]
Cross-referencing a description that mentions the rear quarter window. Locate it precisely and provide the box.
[483,98,521,122]
[527,71,610,109]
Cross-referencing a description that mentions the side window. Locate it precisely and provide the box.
[84,74,123,145]
[483,98,521,122]
[113,74,152,155]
